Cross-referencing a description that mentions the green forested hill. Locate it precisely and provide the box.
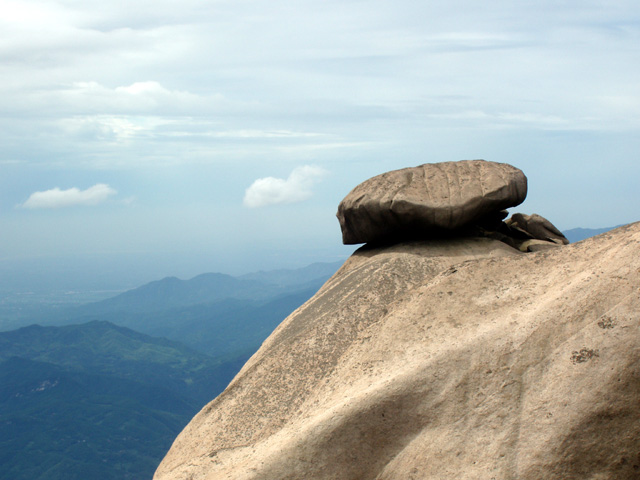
[0,322,242,480]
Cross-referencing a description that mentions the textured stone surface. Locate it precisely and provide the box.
[519,238,562,252]
[336,160,528,244]
[155,223,640,480]
[507,212,570,245]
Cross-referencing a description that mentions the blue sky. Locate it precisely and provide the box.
[0,0,638,287]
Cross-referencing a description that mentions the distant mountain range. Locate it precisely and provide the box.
[85,273,279,314]
[562,225,623,243]
[36,261,342,358]
[0,261,342,480]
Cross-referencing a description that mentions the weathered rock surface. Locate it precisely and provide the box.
[474,212,569,252]
[155,222,640,480]
[336,160,528,244]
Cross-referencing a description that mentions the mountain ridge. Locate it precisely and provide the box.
[89,261,343,314]
[562,225,621,243]
[0,260,344,333]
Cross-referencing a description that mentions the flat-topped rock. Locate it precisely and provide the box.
[337,160,528,244]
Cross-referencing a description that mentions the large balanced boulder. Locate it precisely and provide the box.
[337,160,528,244]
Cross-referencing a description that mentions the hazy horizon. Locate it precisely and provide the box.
[0,223,626,299]
[1,1,638,293]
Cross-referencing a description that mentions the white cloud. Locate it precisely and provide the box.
[115,81,168,95]
[58,81,210,114]
[243,165,328,208]
[21,184,117,209]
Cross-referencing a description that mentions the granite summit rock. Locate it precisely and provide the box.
[154,223,640,480]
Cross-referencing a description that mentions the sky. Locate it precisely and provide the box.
[0,0,639,290]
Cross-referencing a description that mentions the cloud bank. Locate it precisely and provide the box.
[243,166,328,208]
[22,184,117,209]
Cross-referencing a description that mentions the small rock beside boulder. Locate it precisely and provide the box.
[506,213,569,245]
[473,212,569,252]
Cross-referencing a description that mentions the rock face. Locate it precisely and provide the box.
[155,222,640,480]
[506,212,570,245]
[336,160,528,244]
[475,212,569,252]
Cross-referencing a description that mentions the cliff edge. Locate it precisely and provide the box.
[155,162,639,479]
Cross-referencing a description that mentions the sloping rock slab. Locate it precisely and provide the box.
[337,160,527,244]
[155,222,640,480]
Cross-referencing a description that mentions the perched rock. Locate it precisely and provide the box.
[507,212,570,245]
[336,160,527,244]
[155,223,640,480]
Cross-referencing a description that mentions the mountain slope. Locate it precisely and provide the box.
[0,356,189,480]
[155,222,640,480]
[0,321,226,403]
[0,321,239,480]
